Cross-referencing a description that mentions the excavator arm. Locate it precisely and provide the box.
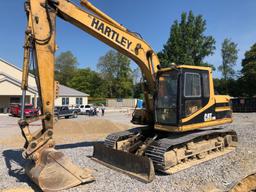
[20,0,159,191]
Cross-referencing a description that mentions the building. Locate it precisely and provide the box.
[55,85,89,107]
[106,98,138,108]
[0,58,89,113]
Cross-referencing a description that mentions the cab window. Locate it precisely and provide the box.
[202,73,210,98]
[155,70,178,125]
[184,72,202,117]
[184,73,201,97]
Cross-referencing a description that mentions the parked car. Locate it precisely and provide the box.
[75,104,92,115]
[54,106,79,119]
[10,103,39,117]
[84,105,94,115]
[75,104,88,114]
[75,104,100,115]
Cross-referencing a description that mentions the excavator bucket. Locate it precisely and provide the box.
[92,143,155,183]
[229,173,256,192]
[25,148,94,192]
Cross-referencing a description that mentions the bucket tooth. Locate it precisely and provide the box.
[92,143,155,183]
[25,149,94,192]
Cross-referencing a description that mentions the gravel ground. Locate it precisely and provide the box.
[0,113,256,192]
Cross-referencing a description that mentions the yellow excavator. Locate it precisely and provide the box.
[19,0,238,191]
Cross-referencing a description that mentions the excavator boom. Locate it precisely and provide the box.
[20,0,160,190]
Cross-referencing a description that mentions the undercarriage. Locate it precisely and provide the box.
[93,127,238,182]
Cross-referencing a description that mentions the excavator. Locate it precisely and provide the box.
[19,0,238,191]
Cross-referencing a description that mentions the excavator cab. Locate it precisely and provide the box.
[133,65,232,131]
[154,65,232,132]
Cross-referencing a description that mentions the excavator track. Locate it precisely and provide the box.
[104,130,139,148]
[145,128,237,174]
[100,127,238,175]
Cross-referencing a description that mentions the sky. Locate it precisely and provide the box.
[0,0,255,78]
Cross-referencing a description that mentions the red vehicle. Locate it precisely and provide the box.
[10,104,39,117]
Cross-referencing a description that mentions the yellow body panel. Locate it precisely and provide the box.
[155,118,232,132]
[215,95,231,103]
[215,106,231,112]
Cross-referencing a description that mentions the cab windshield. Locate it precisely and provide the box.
[155,70,178,125]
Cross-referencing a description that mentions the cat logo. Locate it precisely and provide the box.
[204,113,216,122]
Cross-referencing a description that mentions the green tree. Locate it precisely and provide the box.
[67,68,106,98]
[97,50,133,98]
[214,78,242,97]
[132,67,142,85]
[132,67,143,98]
[158,11,216,67]
[218,38,238,93]
[240,43,256,96]
[133,82,144,99]
[55,51,78,85]
[97,50,116,97]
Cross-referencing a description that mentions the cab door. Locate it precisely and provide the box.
[181,69,210,120]
[155,70,179,125]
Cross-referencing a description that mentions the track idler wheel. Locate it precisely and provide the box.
[25,148,94,192]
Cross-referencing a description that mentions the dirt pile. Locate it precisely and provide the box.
[1,119,130,147]
[54,118,130,143]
